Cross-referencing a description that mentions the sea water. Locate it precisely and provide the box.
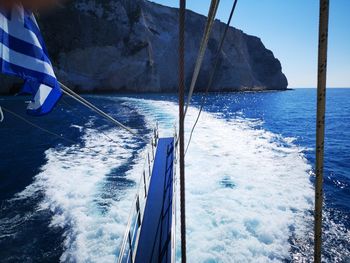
[0,89,349,262]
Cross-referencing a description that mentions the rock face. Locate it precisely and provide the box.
[0,0,288,94]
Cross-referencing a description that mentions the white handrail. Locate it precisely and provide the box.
[171,129,178,263]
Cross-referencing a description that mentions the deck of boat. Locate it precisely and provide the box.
[135,137,175,263]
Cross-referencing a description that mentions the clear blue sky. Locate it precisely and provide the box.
[151,0,350,88]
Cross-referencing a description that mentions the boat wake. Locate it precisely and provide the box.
[16,120,148,262]
[13,97,349,262]
[127,98,315,262]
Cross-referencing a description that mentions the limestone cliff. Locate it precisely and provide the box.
[0,0,288,94]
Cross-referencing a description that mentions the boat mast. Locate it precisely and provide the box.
[314,0,330,262]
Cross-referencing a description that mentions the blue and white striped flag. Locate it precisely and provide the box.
[0,6,62,116]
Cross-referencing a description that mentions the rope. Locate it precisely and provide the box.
[1,106,79,145]
[0,106,4,122]
[58,82,143,140]
[33,13,143,141]
[178,0,187,262]
[184,0,220,117]
[60,97,122,145]
[1,106,128,156]
[314,0,329,262]
[185,0,238,155]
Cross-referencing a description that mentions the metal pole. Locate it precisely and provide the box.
[179,0,186,262]
[314,0,330,262]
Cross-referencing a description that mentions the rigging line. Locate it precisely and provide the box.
[184,0,220,118]
[2,106,78,145]
[1,106,120,156]
[60,96,122,145]
[58,82,148,143]
[34,15,145,142]
[314,0,330,262]
[0,106,4,122]
[59,83,135,135]
[185,0,238,155]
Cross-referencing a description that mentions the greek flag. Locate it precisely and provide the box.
[0,6,61,115]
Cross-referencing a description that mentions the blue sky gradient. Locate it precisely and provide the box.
[151,0,350,88]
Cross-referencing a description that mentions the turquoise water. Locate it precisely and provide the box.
[0,89,349,262]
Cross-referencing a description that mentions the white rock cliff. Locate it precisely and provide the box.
[0,0,288,94]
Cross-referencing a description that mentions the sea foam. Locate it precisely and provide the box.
[17,122,148,262]
[18,97,317,262]
[125,98,315,262]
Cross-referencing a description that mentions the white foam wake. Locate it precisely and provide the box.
[17,96,315,262]
[124,98,315,262]
[17,123,147,263]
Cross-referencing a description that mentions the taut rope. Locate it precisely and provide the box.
[184,0,220,117]
[58,82,146,142]
[185,0,239,155]
[0,106,4,122]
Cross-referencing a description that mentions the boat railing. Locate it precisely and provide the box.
[144,131,177,262]
[117,124,159,263]
[171,127,178,263]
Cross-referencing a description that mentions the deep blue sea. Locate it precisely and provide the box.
[0,89,349,262]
